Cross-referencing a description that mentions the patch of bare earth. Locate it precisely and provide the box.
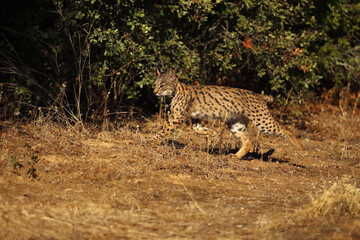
[0,104,359,239]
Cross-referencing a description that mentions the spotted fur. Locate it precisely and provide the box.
[152,68,304,158]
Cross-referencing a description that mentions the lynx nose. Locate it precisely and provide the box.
[154,89,162,97]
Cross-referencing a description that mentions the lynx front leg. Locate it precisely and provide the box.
[192,123,217,137]
[191,121,217,154]
[150,112,185,146]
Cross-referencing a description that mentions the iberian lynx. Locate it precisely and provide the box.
[151,69,304,158]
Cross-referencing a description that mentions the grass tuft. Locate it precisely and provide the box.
[256,177,360,239]
[299,177,360,218]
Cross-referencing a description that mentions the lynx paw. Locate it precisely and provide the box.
[192,123,217,137]
[149,138,161,148]
[229,151,248,159]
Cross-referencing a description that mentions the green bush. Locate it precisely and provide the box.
[0,0,358,122]
[313,0,360,89]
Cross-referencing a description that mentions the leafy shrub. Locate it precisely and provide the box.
[0,0,358,122]
[313,0,360,90]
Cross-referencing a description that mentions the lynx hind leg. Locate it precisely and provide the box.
[228,119,254,159]
[250,109,305,152]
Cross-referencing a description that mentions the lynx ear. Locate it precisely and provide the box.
[155,67,161,77]
[167,68,176,78]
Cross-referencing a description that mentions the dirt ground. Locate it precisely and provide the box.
[0,103,360,240]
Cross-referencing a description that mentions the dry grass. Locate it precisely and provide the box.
[0,105,360,239]
[256,177,360,240]
[302,177,360,218]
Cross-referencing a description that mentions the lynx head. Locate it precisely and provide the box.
[153,68,178,98]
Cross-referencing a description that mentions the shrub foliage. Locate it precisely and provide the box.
[0,0,359,122]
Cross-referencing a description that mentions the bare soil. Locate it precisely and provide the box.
[0,104,360,240]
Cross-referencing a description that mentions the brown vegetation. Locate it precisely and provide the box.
[0,103,359,239]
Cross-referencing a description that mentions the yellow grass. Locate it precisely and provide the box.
[0,106,360,239]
